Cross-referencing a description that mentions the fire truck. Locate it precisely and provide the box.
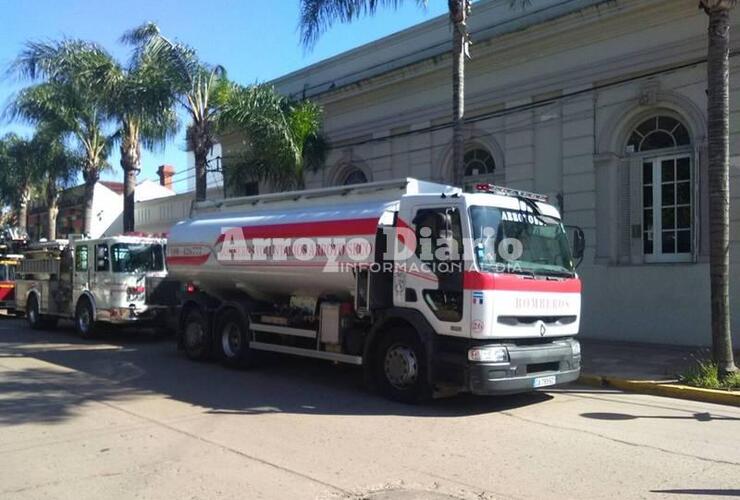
[0,254,22,314]
[15,235,170,337]
[0,227,26,315]
[165,178,585,402]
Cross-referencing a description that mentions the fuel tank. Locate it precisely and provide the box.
[165,180,456,301]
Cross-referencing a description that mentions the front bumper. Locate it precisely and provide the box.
[105,306,168,325]
[467,338,581,395]
[434,337,581,396]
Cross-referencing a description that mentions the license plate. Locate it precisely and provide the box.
[533,375,557,388]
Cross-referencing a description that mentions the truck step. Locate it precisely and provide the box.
[249,341,362,365]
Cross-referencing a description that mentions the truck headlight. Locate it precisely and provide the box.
[468,346,509,363]
[571,340,581,356]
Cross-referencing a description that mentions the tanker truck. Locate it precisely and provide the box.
[165,178,585,402]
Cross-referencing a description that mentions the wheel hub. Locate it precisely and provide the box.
[222,323,241,358]
[384,345,418,389]
[78,309,90,332]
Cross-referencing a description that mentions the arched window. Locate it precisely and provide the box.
[463,148,497,191]
[341,167,368,186]
[628,115,692,261]
[627,116,690,152]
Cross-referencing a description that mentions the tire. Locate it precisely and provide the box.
[75,299,97,339]
[181,308,212,361]
[214,308,253,368]
[27,295,43,330]
[375,327,432,404]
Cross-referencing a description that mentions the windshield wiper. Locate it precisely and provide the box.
[534,268,575,279]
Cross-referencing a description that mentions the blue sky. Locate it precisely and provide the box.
[0,0,448,191]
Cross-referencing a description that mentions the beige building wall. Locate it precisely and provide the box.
[259,0,740,347]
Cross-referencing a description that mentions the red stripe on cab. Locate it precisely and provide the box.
[463,271,581,293]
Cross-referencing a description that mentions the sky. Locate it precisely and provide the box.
[0,0,449,192]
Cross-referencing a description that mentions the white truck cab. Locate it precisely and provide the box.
[16,235,169,337]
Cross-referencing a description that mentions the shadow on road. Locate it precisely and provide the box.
[581,412,740,422]
[0,318,552,426]
[650,490,740,497]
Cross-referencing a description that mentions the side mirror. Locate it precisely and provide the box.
[567,226,586,266]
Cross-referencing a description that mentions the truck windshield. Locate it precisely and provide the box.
[111,244,165,273]
[470,205,575,277]
[0,265,6,281]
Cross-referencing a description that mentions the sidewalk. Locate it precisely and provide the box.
[578,339,740,407]
[580,339,701,382]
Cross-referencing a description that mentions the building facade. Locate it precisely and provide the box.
[27,181,125,240]
[226,0,739,347]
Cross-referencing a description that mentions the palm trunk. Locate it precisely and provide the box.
[195,147,208,202]
[82,167,99,237]
[47,197,59,241]
[449,0,469,187]
[121,137,141,233]
[706,5,737,376]
[16,185,30,236]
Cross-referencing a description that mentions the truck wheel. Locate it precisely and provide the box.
[75,299,97,339]
[182,308,212,361]
[27,295,43,330]
[215,309,253,368]
[375,328,432,404]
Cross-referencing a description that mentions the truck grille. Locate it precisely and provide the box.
[498,315,577,326]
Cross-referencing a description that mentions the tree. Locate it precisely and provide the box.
[36,134,81,240]
[298,0,529,186]
[7,40,118,235]
[217,83,328,189]
[0,133,42,234]
[115,25,180,232]
[123,23,228,201]
[701,0,738,377]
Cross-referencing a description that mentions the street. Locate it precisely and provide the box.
[0,316,738,500]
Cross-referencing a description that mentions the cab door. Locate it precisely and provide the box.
[395,204,466,337]
[73,243,90,306]
[92,243,111,310]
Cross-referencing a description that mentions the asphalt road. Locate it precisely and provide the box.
[0,317,738,500]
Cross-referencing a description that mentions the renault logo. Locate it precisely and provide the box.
[538,321,547,337]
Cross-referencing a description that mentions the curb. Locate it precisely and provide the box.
[578,374,740,407]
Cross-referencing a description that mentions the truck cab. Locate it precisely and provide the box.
[385,184,584,396]
[0,257,20,314]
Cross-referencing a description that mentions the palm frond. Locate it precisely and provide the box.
[299,0,427,48]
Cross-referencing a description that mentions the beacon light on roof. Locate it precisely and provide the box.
[475,184,549,203]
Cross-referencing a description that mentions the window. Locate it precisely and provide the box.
[95,244,109,272]
[111,243,165,273]
[75,245,89,272]
[463,148,497,191]
[642,156,692,260]
[627,116,690,153]
[341,168,367,186]
[626,115,693,262]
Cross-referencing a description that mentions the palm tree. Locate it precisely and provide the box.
[217,82,328,189]
[7,40,118,235]
[299,1,529,185]
[115,26,180,232]
[35,134,81,240]
[701,0,738,378]
[122,23,228,201]
[0,133,43,234]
